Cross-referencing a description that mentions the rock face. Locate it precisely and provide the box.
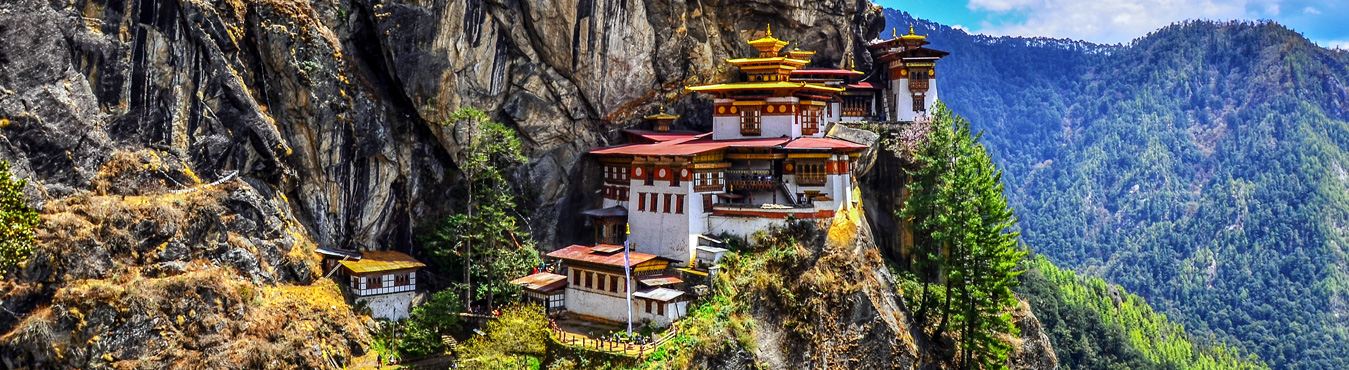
[0,0,1054,367]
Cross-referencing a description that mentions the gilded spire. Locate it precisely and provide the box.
[892,27,897,38]
[909,24,915,36]
[766,24,772,37]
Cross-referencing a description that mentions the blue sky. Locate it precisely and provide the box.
[875,0,1349,49]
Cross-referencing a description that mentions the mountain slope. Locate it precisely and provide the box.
[887,9,1349,369]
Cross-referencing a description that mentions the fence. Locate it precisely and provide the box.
[549,320,681,359]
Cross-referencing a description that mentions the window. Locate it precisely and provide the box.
[573,269,581,285]
[797,161,827,186]
[644,165,655,185]
[395,273,410,286]
[610,276,619,293]
[658,302,666,316]
[598,273,606,291]
[645,300,652,313]
[703,194,714,211]
[913,94,926,113]
[350,276,359,289]
[740,106,761,135]
[585,272,593,288]
[671,168,680,187]
[367,276,381,288]
[638,192,646,211]
[676,194,685,214]
[664,194,672,213]
[802,107,822,135]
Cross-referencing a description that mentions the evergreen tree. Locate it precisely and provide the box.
[420,108,539,310]
[901,104,1025,369]
[0,160,38,274]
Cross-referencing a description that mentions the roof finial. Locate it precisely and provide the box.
[766,24,772,37]
[659,105,666,114]
[850,58,856,69]
[909,24,915,35]
[892,27,897,38]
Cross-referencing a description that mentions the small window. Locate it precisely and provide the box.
[573,269,581,285]
[676,194,685,214]
[645,165,655,185]
[638,192,646,211]
[586,272,593,288]
[703,194,713,211]
[658,302,666,316]
[652,193,660,211]
[664,194,672,213]
[598,273,606,291]
[645,300,652,313]
[671,168,681,187]
[610,276,619,293]
[740,107,761,135]
[913,94,925,113]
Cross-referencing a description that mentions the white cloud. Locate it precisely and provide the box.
[953,24,968,31]
[1319,40,1349,50]
[1304,6,1321,15]
[964,0,1283,44]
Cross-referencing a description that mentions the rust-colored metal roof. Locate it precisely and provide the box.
[547,245,660,267]
[790,69,863,75]
[638,275,684,287]
[783,137,870,151]
[590,137,791,157]
[340,250,426,274]
[846,82,878,90]
[511,272,568,293]
[633,287,686,302]
[591,244,624,253]
[686,81,842,93]
[623,129,708,143]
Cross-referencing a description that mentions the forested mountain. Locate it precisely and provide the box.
[885,9,1349,369]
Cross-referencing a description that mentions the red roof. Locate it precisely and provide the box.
[590,137,791,156]
[790,69,863,76]
[846,82,877,89]
[547,245,660,267]
[783,137,870,150]
[624,129,708,143]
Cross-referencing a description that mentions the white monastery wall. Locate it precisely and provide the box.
[357,291,416,321]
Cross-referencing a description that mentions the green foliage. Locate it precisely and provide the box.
[899,103,1026,369]
[456,304,550,370]
[394,289,463,358]
[0,160,38,274]
[1017,256,1266,370]
[887,10,1349,369]
[420,107,539,308]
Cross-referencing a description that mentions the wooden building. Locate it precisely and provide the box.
[317,248,425,321]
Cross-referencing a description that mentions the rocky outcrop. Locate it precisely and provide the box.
[0,0,1059,367]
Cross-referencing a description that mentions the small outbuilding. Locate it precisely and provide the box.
[317,248,425,321]
[511,272,568,313]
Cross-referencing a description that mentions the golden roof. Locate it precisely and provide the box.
[644,106,680,120]
[341,250,426,274]
[901,24,927,40]
[747,24,789,56]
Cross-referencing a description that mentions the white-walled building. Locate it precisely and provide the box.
[317,249,426,321]
[867,25,949,122]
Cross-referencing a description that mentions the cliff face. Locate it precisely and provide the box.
[0,0,1054,367]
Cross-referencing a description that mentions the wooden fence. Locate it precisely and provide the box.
[548,320,680,359]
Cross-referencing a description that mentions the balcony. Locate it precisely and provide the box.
[908,80,929,91]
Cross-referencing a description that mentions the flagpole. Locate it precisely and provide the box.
[624,224,634,336]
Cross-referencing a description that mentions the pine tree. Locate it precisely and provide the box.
[0,160,38,275]
[420,108,539,310]
[901,103,1025,369]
